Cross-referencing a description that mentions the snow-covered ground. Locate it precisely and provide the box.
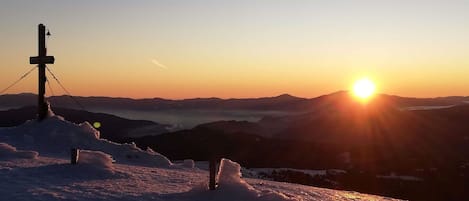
[0,112,402,201]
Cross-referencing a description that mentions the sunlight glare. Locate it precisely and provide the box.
[353,78,376,100]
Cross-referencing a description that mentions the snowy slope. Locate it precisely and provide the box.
[0,115,171,167]
[0,113,402,201]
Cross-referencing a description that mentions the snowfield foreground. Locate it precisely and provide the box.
[0,114,402,201]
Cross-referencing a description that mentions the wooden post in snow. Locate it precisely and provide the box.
[209,157,217,190]
[71,148,79,165]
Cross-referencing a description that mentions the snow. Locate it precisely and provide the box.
[0,115,171,167]
[0,111,403,201]
[183,159,195,168]
[215,158,261,198]
[0,156,403,201]
[77,150,115,172]
[0,142,38,160]
[205,158,293,201]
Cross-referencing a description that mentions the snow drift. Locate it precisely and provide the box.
[0,142,38,160]
[0,114,171,167]
[77,150,115,172]
[175,158,295,201]
[215,158,294,201]
[217,158,255,190]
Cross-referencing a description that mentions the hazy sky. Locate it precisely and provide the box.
[1,0,468,99]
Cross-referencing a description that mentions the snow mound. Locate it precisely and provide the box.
[216,158,294,201]
[174,158,295,201]
[1,115,171,167]
[217,158,253,189]
[78,150,114,172]
[0,142,38,160]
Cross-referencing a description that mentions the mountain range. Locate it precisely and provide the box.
[1,92,468,111]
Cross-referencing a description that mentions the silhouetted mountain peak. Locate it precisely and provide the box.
[276,94,297,99]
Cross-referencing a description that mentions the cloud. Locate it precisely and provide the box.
[150,58,168,69]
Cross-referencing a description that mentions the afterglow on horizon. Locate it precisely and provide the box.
[1,1,469,99]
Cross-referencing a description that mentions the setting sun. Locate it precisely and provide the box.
[353,78,376,99]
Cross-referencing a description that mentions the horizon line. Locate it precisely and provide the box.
[3,91,469,101]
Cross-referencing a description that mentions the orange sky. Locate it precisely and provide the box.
[1,1,468,99]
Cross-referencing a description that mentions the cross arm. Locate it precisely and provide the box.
[30,56,55,64]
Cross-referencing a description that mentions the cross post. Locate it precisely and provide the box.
[30,24,55,121]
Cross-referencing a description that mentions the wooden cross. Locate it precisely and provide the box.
[30,24,55,121]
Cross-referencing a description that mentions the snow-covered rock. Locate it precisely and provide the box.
[0,142,38,160]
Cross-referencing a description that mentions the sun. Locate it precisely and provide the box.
[352,78,376,100]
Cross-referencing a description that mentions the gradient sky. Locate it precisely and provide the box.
[1,0,468,99]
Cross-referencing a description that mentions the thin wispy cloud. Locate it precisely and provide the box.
[150,58,168,69]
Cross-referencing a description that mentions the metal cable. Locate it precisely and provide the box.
[46,77,55,97]
[0,66,37,94]
[46,66,87,111]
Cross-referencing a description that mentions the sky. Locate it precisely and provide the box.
[1,0,468,99]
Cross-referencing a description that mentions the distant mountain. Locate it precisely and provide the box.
[0,106,170,142]
[0,93,37,108]
[135,93,469,170]
[1,92,468,112]
[194,91,469,139]
[0,93,309,111]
